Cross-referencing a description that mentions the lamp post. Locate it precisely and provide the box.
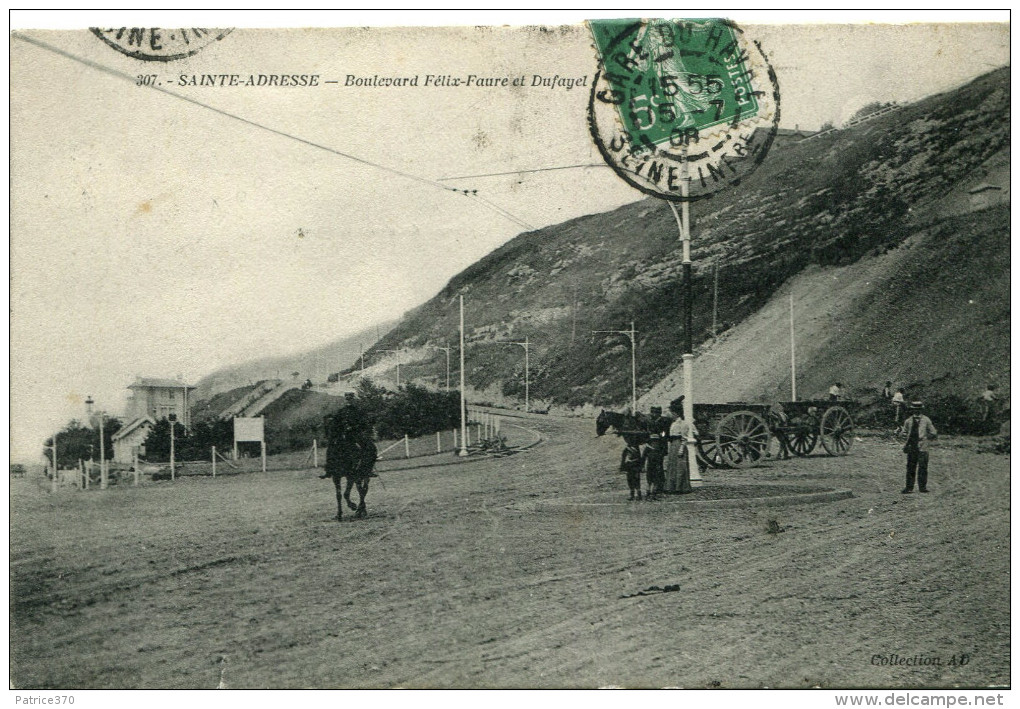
[592,322,638,414]
[50,429,58,493]
[168,413,177,481]
[98,411,107,489]
[498,336,530,413]
[458,295,468,457]
[434,344,452,390]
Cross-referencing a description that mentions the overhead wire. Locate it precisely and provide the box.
[13,32,538,232]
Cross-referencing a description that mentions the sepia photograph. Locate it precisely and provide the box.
[8,10,1011,698]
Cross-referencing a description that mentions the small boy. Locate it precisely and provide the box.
[619,441,643,500]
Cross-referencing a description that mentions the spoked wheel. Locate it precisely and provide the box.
[696,436,724,469]
[820,406,855,455]
[787,413,819,457]
[716,411,771,468]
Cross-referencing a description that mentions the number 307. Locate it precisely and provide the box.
[136,75,157,86]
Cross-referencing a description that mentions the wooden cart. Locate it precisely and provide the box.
[692,402,772,469]
[774,400,857,458]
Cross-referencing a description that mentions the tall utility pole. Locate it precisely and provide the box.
[458,295,468,457]
[377,350,401,387]
[789,292,797,401]
[99,412,107,489]
[435,344,452,390]
[571,281,579,346]
[50,428,58,493]
[499,336,531,413]
[592,322,638,414]
[667,147,702,486]
[168,413,176,481]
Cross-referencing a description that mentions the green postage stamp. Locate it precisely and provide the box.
[589,18,780,200]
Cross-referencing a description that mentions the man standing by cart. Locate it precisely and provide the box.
[900,401,937,494]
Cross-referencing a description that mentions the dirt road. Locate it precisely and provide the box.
[10,415,1009,688]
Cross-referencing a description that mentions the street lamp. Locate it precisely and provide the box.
[168,413,177,481]
[498,335,530,413]
[434,344,452,390]
[592,321,638,414]
[98,410,108,489]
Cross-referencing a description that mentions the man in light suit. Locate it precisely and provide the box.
[900,401,937,494]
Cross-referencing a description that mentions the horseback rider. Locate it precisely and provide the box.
[321,392,377,520]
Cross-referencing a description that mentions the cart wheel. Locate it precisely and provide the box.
[787,413,819,457]
[696,436,724,469]
[820,406,854,456]
[716,411,771,468]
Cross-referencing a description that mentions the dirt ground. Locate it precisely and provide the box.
[9,415,1010,688]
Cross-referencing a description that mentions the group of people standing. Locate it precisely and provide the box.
[619,397,699,500]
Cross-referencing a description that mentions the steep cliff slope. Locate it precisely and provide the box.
[358,68,1009,410]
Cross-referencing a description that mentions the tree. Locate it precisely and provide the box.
[141,418,187,462]
[42,418,122,468]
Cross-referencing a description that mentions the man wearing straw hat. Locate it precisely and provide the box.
[900,401,937,494]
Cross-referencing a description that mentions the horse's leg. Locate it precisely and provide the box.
[355,478,369,519]
[344,476,358,511]
[332,476,343,521]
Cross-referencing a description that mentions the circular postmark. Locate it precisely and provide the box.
[588,18,780,201]
[90,27,233,62]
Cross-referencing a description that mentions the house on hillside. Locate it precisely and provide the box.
[125,376,197,429]
[111,416,154,464]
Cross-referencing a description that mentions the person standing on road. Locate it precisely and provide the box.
[882,381,893,401]
[619,440,643,501]
[891,387,906,425]
[767,402,791,460]
[980,384,998,423]
[642,432,666,499]
[665,396,696,494]
[900,401,937,494]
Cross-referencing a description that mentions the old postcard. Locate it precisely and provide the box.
[9,12,1010,698]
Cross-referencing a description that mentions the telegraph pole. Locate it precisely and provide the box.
[50,429,58,493]
[458,295,468,456]
[377,350,401,387]
[99,412,107,489]
[668,148,702,486]
[435,344,452,390]
[169,413,176,481]
[790,292,797,401]
[592,322,638,414]
[499,336,531,413]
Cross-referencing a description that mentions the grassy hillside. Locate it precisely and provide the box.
[354,67,1009,410]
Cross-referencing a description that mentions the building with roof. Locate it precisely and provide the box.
[125,376,197,430]
[111,416,155,464]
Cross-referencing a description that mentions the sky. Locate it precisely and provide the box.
[8,11,1010,461]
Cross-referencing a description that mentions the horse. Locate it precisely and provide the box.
[596,409,651,446]
[321,411,377,521]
